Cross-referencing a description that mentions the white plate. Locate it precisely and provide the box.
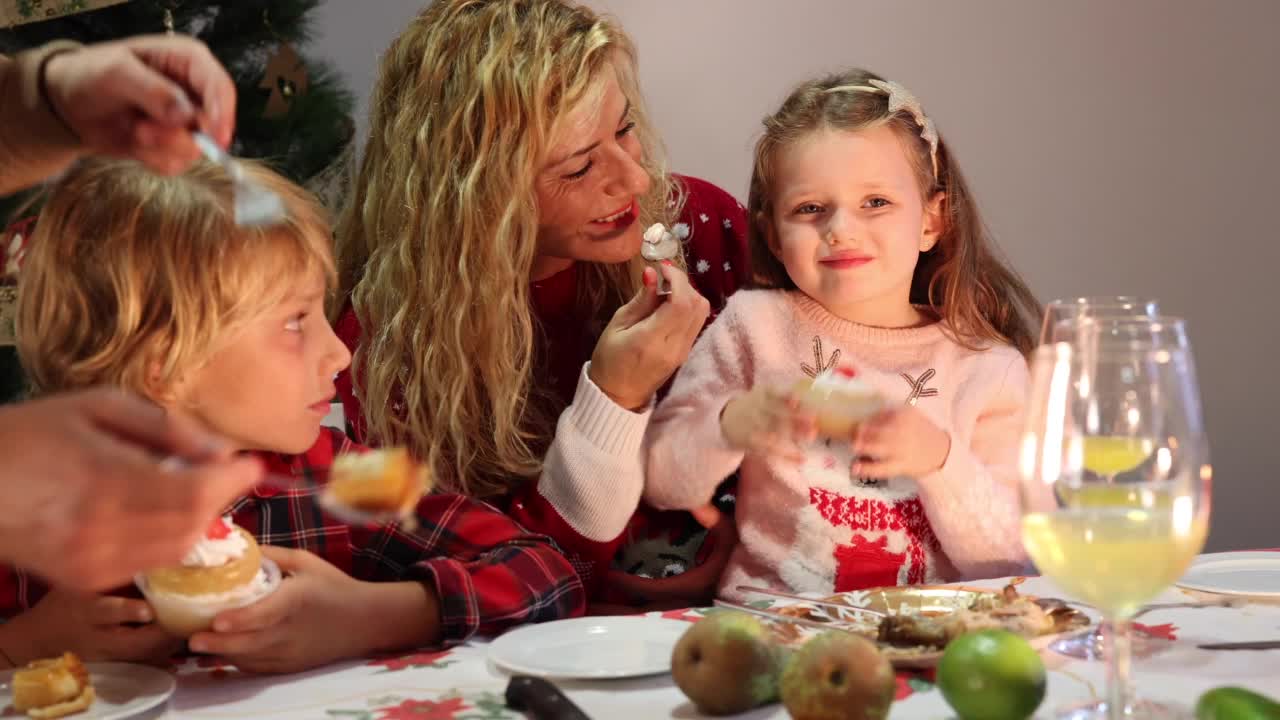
[1176,551,1280,597]
[0,662,174,719]
[489,616,689,680]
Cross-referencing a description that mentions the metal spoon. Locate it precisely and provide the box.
[161,456,417,529]
[191,131,286,228]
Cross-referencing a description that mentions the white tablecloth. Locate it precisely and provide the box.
[151,554,1280,719]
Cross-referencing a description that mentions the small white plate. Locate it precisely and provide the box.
[489,617,689,680]
[1177,551,1280,598]
[0,662,174,719]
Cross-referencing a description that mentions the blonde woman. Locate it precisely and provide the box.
[334,0,747,610]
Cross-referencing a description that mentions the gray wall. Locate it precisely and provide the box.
[312,0,1280,552]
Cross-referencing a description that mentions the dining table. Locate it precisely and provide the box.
[134,550,1280,719]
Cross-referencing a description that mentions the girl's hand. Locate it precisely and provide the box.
[720,385,816,463]
[851,406,951,478]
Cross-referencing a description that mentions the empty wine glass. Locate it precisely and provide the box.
[1040,296,1160,345]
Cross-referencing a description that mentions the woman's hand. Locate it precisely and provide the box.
[588,264,710,411]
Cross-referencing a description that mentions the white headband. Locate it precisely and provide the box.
[825,79,939,180]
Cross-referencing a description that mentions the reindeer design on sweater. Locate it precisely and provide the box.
[786,338,944,591]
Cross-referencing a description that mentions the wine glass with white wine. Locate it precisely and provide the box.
[1042,301,1166,484]
[1041,315,1195,661]
[1020,333,1210,719]
[1059,316,1194,485]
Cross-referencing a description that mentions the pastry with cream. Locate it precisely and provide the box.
[135,516,279,637]
[11,652,95,719]
[792,365,884,438]
[641,223,680,262]
[321,448,431,518]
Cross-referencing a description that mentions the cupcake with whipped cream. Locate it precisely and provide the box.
[793,365,885,438]
[641,223,680,262]
[642,223,681,294]
[135,516,280,637]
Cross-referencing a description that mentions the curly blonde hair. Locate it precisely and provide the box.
[748,69,1040,356]
[18,157,333,398]
[334,0,677,498]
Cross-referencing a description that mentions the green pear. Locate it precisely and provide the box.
[670,611,786,715]
[780,631,896,720]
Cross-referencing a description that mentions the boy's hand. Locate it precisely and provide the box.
[0,589,179,666]
[851,406,951,479]
[189,547,439,673]
[720,385,816,462]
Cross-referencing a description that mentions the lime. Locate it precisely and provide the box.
[937,629,1046,720]
[1196,687,1280,720]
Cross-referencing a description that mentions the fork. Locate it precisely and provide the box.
[255,471,419,530]
[713,599,868,635]
[735,585,887,617]
[191,131,286,227]
[161,457,417,529]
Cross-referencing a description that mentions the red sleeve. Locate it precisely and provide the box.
[332,305,368,444]
[672,174,751,321]
[244,432,583,642]
[505,483,626,601]
[334,304,619,603]
[385,493,587,642]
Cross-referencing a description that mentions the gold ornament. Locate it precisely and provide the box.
[2,0,129,27]
[260,43,308,118]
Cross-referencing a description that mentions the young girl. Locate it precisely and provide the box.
[645,70,1040,600]
[2,158,583,672]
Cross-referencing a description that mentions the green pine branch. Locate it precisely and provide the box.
[0,0,353,187]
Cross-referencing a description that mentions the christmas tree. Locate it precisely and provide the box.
[0,0,357,404]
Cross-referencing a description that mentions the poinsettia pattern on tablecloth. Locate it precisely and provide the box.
[366,649,457,673]
[1135,622,1179,641]
[326,691,513,720]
